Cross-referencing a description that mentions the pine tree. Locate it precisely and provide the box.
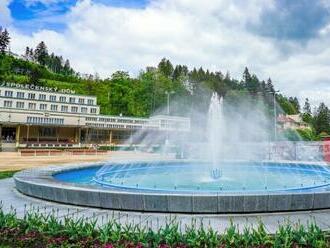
[314,102,330,134]
[303,98,312,115]
[63,59,71,75]
[0,27,10,54]
[34,41,48,66]
[302,98,312,124]
[158,58,174,78]
[266,78,275,93]
[288,97,300,113]
[242,67,251,88]
[29,49,34,61]
[25,47,30,59]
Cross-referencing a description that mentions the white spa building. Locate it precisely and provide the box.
[0,83,190,151]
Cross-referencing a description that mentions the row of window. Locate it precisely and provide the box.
[3,90,95,105]
[3,100,97,114]
[85,117,148,124]
[27,117,64,125]
[86,123,146,129]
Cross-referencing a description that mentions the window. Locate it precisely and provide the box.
[50,104,58,111]
[4,101,12,108]
[90,108,97,114]
[17,92,25,99]
[87,99,94,105]
[59,96,66,102]
[81,107,87,113]
[16,102,24,109]
[39,127,56,137]
[69,97,75,103]
[61,105,68,112]
[78,98,85,104]
[28,93,35,99]
[39,104,47,110]
[71,106,78,113]
[39,94,46,100]
[49,95,56,102]
[27,117,64,125]
[5,91,13,97]
[28,103,36,110]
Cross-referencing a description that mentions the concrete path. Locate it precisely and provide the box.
[1,178,330,234]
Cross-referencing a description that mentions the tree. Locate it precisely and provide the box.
[302,98,312,123]
[242,67,252,83]
[266,78,275,93]
[25,47,30,59]
[28,67,41,84]
[313,102,330,134]
[0,27,10,54]
[303,98,312,115]
[63,59,73,75]
[158,58,174,78]
[34,41,48,66]
[289,97,300,113]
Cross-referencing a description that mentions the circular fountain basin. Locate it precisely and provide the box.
[14,160,330,213]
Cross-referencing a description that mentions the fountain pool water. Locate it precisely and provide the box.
[54,161,330,193]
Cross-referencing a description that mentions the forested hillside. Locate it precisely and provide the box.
[1,27,330,140]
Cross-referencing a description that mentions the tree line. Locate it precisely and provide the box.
[1,27,330,139]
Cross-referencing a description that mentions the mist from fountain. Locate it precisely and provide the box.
[207,93,225,166]
[94,88,330,191]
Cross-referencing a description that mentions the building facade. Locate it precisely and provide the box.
[277,114,309,131]
[0,83,190,150]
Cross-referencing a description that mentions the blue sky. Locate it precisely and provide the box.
[3,0,330,106]
[9,0,149,33]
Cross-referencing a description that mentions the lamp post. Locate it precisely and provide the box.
[164,91,175,154]
[165,90,175,115]
[268,90,279,141]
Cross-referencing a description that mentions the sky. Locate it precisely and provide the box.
[1,0,330,108]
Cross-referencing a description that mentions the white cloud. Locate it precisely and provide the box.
[6,0,330,106]
[0,0,12,25]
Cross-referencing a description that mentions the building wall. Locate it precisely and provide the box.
[0,85,191,149]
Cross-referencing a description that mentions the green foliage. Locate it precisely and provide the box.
[0,27,10,54]
[296,128,317,141]
[313,102,330,135]
[0,207,329,247]
[280,129,301,141]
[0,170,19,180]
[0,51,306,124]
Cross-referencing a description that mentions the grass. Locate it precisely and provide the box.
[0,171,19,180]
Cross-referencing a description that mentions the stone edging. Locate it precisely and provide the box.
[13,161,330,213]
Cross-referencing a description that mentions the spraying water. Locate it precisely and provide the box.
[207,93,225,166]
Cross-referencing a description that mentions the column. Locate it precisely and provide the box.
[109,130,112,145]
[16,125,20,148]
[0,125,2,150]
[26,125,30,144]
[78,127,81,146]
[74,128,79,143]
[56,127,59,143]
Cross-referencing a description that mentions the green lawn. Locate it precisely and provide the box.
[0,171,19,180]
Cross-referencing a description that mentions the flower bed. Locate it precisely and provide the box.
[0,208,329,248]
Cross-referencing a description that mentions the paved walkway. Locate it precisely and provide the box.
[0,151,163,171]
[1,178,330,234]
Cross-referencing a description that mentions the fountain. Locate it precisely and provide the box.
[14,93,330,213]
[207,93,225,165]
